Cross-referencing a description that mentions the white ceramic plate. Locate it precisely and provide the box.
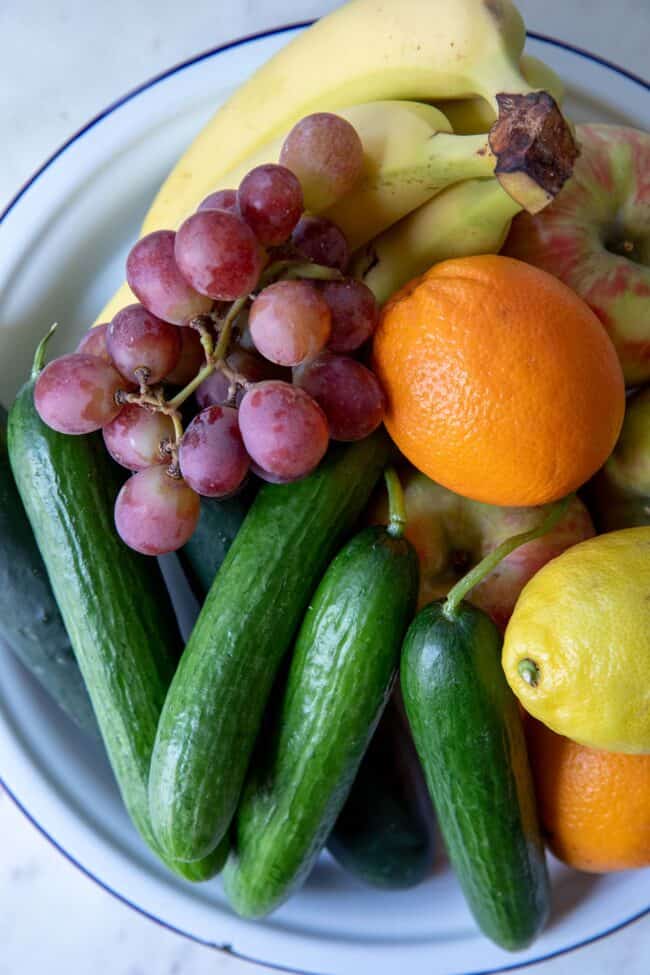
[0,24,648,975]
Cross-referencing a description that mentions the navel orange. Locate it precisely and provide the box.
[372,255,625,506]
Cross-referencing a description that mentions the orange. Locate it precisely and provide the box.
[372,255,625,506]
[526,717,650,872]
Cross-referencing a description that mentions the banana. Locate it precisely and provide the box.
[141,0,576,234]
[96,0,578,324]
[98,101,458,323]
[143,0,572,233]
[355,179,522,304]
[221,101,499,251]
[437,54,566,135]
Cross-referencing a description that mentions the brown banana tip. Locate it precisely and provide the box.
[488,91,580,214]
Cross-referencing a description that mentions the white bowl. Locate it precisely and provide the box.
[0,24,648,975]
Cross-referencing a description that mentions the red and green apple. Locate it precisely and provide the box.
[504,123,650,385]
[371,469,595,630]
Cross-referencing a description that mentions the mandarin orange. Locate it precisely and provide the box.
[372,255,625,506]
[525,718,650,872]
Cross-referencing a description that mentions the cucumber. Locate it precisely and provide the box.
[401,600,550,950]
[327,694,436,889]
[223,524,418,917]
[8,369,225,882]
[0,405,97,735]
[178,490,253,599]
[149,431,393,863]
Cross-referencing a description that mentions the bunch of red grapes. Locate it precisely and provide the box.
[34,113,386,556]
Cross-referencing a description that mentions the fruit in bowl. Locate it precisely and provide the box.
[525,717,650,873]
[3,0,650,961]
[369,469,595,625]
[372,254,625,506]
[585,386,650,530]
[505,124,650,385]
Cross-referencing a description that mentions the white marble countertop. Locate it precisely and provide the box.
[1,1,648,972]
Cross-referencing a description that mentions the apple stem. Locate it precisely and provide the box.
[384,467,407,538]
[442,495,572,620]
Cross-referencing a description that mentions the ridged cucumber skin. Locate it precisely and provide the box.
[223,525,418,918]
[178,490,253,599]
[327,694,436,890]
[401,601,550,951]
[149,432,393,863]
[7,380,225,882]
[0,406,97,734]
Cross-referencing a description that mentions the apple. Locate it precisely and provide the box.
[504,123,650,385]
[370,469,595,630]
[585,386,650,531]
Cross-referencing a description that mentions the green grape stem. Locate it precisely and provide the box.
[167,295,248,411]
[257,258,343,291]
[442,495,572,620]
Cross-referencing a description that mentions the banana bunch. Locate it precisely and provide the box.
[97,0,577,323]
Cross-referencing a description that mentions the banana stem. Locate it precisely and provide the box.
[442,495,572,620]
[384,467,407,538]
[31,323,59,378]
[415,132,495,184]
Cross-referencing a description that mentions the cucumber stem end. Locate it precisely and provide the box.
[31,322,59,378]
[384,467,407,538]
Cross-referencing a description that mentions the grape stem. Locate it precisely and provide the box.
[108,256,340,465]
[31,322,59,378]
[442,495,572,620]
[257,258,343,291]
[167,295,248,410]
[384,467,407,538]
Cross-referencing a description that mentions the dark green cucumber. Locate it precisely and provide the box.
[8,374,225,882]
[327,693,435,889]
[223,524,418,917]
[401,601,550,951]
[149,431,393,863]
[178,489,253,599]
[0,405,97,735]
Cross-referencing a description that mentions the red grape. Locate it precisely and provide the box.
[126,230,213,326]
[165,327,205,385]
[238,380,329,480]
[103,404,174,471]
[108,304,182,385]
[174,210,264,301]
[195,369,232,409]
[292,215,349,271]
[249,280,331,366]
[238,164,303,245]
[250,461,292,485]
[34,354,123,434]
[114,465,200,555]
[195,348,284,409]
[293,352,385,441]
[198,189,238,213]
[179,405,250,497]
[320,279,378,353]
[279,112,364,211]
[76,323,111,363]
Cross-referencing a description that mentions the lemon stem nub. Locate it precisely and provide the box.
[518,658,540,687]
[385,467,407,538]
[443,495,572,619]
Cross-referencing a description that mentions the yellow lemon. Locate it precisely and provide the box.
[502,527,650,754]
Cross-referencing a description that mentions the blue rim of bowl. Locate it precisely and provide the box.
[0,21,648,975]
